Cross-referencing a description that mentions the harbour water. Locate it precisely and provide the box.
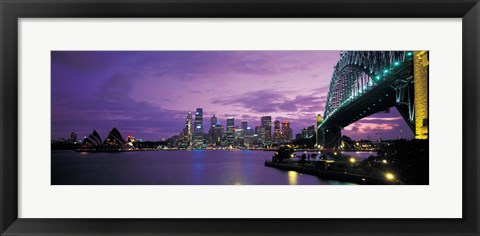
[51,150,373,185]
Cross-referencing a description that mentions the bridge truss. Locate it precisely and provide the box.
[319,51,428,149]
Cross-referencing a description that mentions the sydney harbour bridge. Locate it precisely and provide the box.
[317,51,429,151]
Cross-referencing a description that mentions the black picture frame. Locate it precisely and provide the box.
[1,0,479,235]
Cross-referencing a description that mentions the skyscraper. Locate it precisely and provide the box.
[226,117,235,146]
[301,127,308,138]
[241,121,248,131]
[281,120,291,142]
[274,120,281,141]
[210,115,218,128]
[261,116,272,145]
[254,125,261,135]
[193,108,204,148]
[208,115,218,144]
[185,112,192,146]
[212,121,223,146]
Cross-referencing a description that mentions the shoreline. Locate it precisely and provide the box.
[264,161,396,185]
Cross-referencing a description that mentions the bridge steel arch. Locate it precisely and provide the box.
[319,51,429,150]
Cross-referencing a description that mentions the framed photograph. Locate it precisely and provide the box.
[1,0,478,235]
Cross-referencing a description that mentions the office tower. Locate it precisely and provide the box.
[307,125,315,137]
[234,128,244,146]
[185,112,192,146]
[274,120,281,141]
[193,108,204,147]
[241,121,248,131]
[301,127,308,138]
[208,115,218,144]
[226,117,235,146]
[210,115,218,128]
[281,120,291,142]
[212,121,223,146]
[254,125,261,135]
[260,116,272,145]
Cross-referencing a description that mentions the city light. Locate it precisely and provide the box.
[385,173,395,180]
[52,50,429,186]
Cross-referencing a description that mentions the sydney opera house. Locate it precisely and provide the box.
[77,127,129,152]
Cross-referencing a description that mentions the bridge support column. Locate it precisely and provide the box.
[323,127,341,151]
[414,51,429,139]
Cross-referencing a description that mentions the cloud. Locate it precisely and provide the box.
[52,93,191,140]
[52,51,117,71]
[212,90,286,113]
[142,51,334,82]
[98,73,136,102]
[211,90,326,115]
[344,122,398,134]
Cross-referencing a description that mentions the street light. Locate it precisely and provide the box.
[385,173,395,180]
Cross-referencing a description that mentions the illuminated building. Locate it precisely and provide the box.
[239,121,248,143]
[301,128,308,138]
[306,125,315,138]
[254,125,261,135]
[226,117,235,146]
[212,121,223,145]
[243,126,254,146]
[235,128,244,146]
[261,116,272,145]
[103,127,126,146]
[274,120,281,141]
[281,120,292,142]
[245,126,254,136]
[316,114,323,147]
[208,115,218,144]
[241,121,248,131]
[80,128,126,150]
[193,108,204,148]
[210,115,218,127]
[299,125,316,139]
[185,112,192,146]
[70,132,77,144]
[83,130,102,147]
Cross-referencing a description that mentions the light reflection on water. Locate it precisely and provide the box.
[51,150,361,185]
[288,171,298,185]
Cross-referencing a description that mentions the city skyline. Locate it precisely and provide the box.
[52,51,413,141]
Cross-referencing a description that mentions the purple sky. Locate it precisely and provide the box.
[51,51,413,141]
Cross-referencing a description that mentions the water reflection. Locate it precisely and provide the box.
[288,171,298,185]
[52,150,340,185]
